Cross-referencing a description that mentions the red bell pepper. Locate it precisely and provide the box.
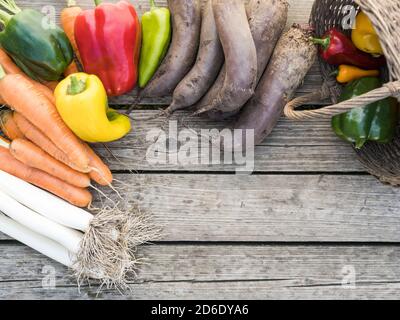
[74,0,141,96]
[312,28,385,70]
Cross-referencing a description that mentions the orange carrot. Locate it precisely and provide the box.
[61,1,82,77]
[84,143,113,186]
[0,67,90,173]
[13,112,73,167]
[61,0,82,62]
[0,146,92,207]
[0,48,56,105]
[0,109,24,140]
[13,112,112,185]
[10,138,90,188]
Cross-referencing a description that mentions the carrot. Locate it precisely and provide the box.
[0,66,90,173]
[0,49,56,105]
[83,143,113,186]
[61,0,82,62]
[10,138,90,188]
[0,109,24,140]
[0,146,92,207]
[61,1,82,77]
[13,112,77,167]
[13,112,112,185]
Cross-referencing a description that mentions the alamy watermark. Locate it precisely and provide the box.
[145,121,255,174]
[42,265,56,290]
[40,5,57,30]
[341,265,357,289]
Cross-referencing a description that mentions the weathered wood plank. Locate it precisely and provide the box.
[20,0,314,29]
[1,244,400,299]
[17,0,327,105]
[2,173,399,242]
[92,111,364,172]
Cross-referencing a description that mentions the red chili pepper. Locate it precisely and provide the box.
[74,0,141,96]
[312,28,385,70]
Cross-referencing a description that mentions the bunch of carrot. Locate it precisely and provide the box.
[0,48,112,208]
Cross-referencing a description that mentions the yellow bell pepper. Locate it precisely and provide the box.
[352,11,383,56]
[55,73,131,143]
[335,65,379,84]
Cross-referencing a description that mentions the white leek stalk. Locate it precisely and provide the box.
[0,169,159,287]
[0,190,83,254]
[0,212,74,267]
[0,170,93,231]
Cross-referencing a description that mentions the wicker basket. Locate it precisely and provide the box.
[284,0,400,186]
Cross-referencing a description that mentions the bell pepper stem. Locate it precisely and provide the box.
[94,0,102,6]
[330,70,339,77]
[149,0,156,9]
[67,76,87,95]
[311,37,331,50]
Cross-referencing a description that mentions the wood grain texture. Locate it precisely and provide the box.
[1,244,400,299]
[2,173,399,242]
[3,0,396,301]
[91,111,364,172]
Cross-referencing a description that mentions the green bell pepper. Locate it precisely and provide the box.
[0,0,73,81]
[332,77,399,149]
[138,0,171,88]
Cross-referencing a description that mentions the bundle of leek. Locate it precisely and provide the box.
[0,169,159,287]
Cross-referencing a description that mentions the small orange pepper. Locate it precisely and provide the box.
[335,65,379,83]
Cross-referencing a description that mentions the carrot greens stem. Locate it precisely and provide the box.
[0,9,11,26]
[0,0,21,14]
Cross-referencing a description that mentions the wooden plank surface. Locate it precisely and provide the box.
[2,173,399,242]
[93,111,365,172]
[1,244,400,299]
[3,0,397,301]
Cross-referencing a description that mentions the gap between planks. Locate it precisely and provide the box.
[92,111,365,172]
[2,173,400,242]
[1,244,400,299]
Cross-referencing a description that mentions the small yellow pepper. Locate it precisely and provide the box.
[55,73,131,143]
[352,11,383,56]
[335,65,379,84]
